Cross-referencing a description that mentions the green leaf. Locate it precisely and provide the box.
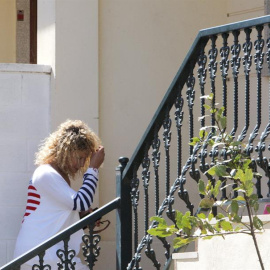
[199,129,208,139]
[220,116,227,130]
[198,179,206,195]
[215,213,225,220]
[220,220,233,231]
[213,180,221,198]
[230,141,242,146]
[208,213,214,222]
[182,212,192,230]
[266,206,270,214]
[207,165,227,177]
[147,225,178,237]
[189,137,200,146]
[231,200,239,215]
[234,196,245,201]
[197,213,206,219]
[242,159,252,169]
[175,211,184,228]
[173,237,193,248]
[253,216,263,230]
[244,168,253,181]
[203,235,214,240]
[199,198,214,209]
[203,104,211,111]
[232,215,242,223]
[150,216,167,226]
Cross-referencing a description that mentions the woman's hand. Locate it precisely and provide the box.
[89,146,105,169]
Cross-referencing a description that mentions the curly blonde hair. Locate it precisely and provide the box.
[35,120,101,177]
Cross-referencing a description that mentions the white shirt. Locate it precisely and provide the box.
[13,164,98,269]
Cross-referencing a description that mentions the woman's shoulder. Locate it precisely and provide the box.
[33,164,59,181]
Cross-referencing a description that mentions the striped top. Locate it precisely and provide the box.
[14,164,99,266]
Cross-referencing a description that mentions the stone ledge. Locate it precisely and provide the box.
[172,252,198,260]
[0,63,52,74]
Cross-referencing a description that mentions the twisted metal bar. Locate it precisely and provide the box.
[131,165,140,253]
[245,25,265,198]
[197,43,207,128]
[163,107,172,197]
[142,144,151,235]
[174,92,184,178]
[219,32,230,199]
[186,71,196,155]
[220,32,230,120]
[230,30,241,138]
[152,126,161,216]
[238,28,252,142]
[256,28,270,197]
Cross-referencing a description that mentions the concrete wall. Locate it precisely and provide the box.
[0,64,51,266]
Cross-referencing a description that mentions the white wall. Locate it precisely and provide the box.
[0,64,51,266]
[173,214,270,270]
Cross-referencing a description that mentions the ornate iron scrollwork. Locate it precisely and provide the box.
[163,107,172,197]
[174,93,184,177]
[152,127,161,215]
[32,252,51,270]
[145,234,161,270]
[82,224,101,269]
[56,237,76,270]
[198,44,207,127]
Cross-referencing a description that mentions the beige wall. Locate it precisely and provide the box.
[0,0,16,63]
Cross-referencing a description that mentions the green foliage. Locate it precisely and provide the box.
[148,94,266,269]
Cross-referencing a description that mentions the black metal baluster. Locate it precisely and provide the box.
[230,30,241,138]
[82,224,101,269]
[186,69,200,185]
[208,35,218,194]
[32,252,51,270]
[142,145,150,235]
[130,166,140,257]
[220,32,230,121]
[163,107,172,197]
[255,30,270,198]
[186,72,195,155]
[246,25,264,198]
[266,27,270,197]
[174,92,184,178]
[219,32,230,200]
[197,43,207,127]
[238,28,252,142]
[152,127,160,216]
[142,145,161,269]
[56,237,76,269]
[208,35,218,130]
[229,30,241,198]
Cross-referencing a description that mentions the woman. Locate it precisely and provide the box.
[13,119,105,270]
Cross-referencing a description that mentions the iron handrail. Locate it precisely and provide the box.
[0,197,121,270]
[122,15,270,182]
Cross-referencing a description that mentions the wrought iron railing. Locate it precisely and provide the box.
[119,15,270,269]
[0,198,121,270]
[3,15,270,270]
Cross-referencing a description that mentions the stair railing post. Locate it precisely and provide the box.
[116,157,132,270]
